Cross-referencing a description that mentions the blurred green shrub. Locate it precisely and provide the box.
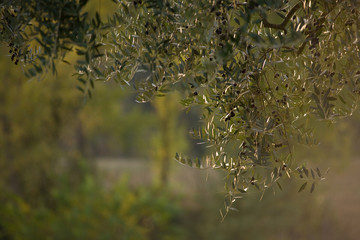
[0,176,184,240]
[0,46,189,240]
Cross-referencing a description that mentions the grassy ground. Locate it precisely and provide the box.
[95,157,360,239]
[322,158,360,239]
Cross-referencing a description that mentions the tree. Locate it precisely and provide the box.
[1,0,360,211]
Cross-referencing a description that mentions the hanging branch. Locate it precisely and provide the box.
[297,1,342,55]
[262,3,301,31]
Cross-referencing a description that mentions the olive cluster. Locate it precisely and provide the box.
[144,21,149,35]
[345,19,354,27]
[304,17,323,35]
[8,42,20,65]
[303,16,325,56]
[352,89,360,95]
[210,0,225,13]
[309,37,320,57]
[270,163,288,178]
[133,0,142,6]
[275,94,288,106]
[213,4,229,42]
[325,70,336,78]
[250,176,255,185]
[143,20,158,36]
[271,110,282,125]
[238,141,247,157]
[224,110,235,121]
[273,88,289,106]
[247,0,260,10]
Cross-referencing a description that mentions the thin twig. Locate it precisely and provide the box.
[297,1,343,55]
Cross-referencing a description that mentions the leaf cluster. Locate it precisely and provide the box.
[84,0,360,209]
[2,0,360,210]
[0,0,103,92]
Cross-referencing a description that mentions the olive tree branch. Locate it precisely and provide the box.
[53,7,62,59]
[262,3,301,31]
[297,1,344,55]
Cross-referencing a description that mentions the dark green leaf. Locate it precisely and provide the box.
[311,169,315,179]
[76,86,84,93]
[310,182,315,193]
[298,182,307,192]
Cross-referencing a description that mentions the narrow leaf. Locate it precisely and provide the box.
[315,168,322,178]
[298,182,307,192]
[76,86,84,93]
[310,182,315,193]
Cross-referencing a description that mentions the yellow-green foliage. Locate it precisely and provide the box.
[0,50,82,203]
[0,176,184,240]
[0,47,185,239]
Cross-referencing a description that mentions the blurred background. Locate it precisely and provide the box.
[1,2,360,239]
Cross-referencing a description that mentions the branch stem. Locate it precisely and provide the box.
[262,3,301,31]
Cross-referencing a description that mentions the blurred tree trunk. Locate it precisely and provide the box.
[77,120,86,155]
[0,76,18,195]
[159,109,171,186]
[153,94,180,188]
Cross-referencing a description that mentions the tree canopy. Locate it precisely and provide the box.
[1,0,360,212]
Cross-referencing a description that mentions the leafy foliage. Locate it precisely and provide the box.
[0,48,188,239]
[88,0,360,210]
[0,0,103,90]
[0,176,184,240]
[2,0,360,210]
